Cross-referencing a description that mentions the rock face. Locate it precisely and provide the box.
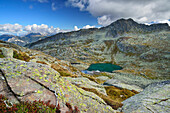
[25,18,170,79]
[0,59,115,112]
[103,73,164,92]
[121,80,170,113]
[0,41,116,112]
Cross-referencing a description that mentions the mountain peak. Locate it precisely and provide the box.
[116,18,135,22]
[109,18,138,27]
[25,33,42,37]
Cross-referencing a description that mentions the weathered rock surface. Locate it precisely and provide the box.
[0,47,13,58]
[96,76,110,81]
[0,58,115,112]
[104,73,164,92]
[64,77,107,95]
[0,41,116,112]
[121,80,170,113]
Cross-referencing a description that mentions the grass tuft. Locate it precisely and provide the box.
[13,50,31,62]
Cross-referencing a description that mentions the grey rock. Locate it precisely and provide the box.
[96,76,110,81]
[121,80,170,113]
[104,73,164,92]
[0,47,13,58]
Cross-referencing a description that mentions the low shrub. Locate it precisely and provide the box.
[51,64,77,77]
[105,86,138,102]
[0,94,80,113]
[0,49,5,58]
[36,61,48,65]
[13,50,31,62]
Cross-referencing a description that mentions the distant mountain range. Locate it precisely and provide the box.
[0,33,47,46]
[25,18,170,79]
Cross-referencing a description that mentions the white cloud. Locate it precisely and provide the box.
[38,0,48,3]
[97,15,113,26]
[66,0,88,11]
[74,25,95,31]
[0,23,23,33]
[157,20,170,26]
[82,25,95,29]
[24,24,66,35]
[67,0,170,26]
[74,26,80,31]
[52,2,57,11]
[146,20,170,26]
[0,23,70,36]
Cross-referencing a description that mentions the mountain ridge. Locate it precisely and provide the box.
[25,18,170,80]
[0,32,47,46]
[26,18,169,48]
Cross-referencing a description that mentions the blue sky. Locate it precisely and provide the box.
[0,0,97,29]
[0,0,169,35]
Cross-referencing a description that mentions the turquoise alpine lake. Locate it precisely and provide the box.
[87,63,123,73]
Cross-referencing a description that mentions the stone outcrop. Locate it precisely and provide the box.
[0,41,116,112]
[121,80,170,113]
[103,73,164,92]
[0,58,115,112]
[0,47,13,58]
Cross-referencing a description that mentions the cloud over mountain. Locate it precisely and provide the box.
[67,0,170,26]
[0,23,70,35]
[0,24,23,33]
[24,24,61,35]
[74,25,95,31]
[83,25,95,29]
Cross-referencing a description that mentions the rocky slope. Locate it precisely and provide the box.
[0,40,130,112]
[26,18,170,80]
[0,39,169,112]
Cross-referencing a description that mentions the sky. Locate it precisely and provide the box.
[0,0,170,35]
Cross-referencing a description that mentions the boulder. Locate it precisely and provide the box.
[104,73,163,92]
[96,76,110,81]
[121,80,170,113]
[0,47,13,58]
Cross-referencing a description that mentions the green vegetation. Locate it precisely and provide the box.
[104,40,114,50]
[80,87,123,110]
[105,86,138,102]
[13,50,31,62]
[79,85,138,110]
[0,94,80,113]
[93,72,113,79]
[85,39,94,44]
[51,64,77,77]
[0,49,5,58]
[87,63,123,73]
[36,61,48,65]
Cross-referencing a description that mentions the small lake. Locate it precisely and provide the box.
[86,63,123,73]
